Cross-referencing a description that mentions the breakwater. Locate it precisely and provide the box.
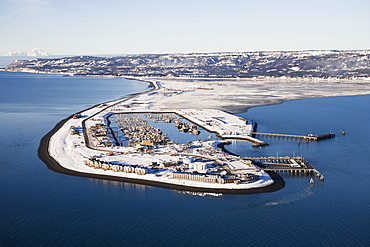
[250,132,335,141]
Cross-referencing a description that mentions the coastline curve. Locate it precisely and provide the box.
[37,80,285,194]
[38,115,285,194]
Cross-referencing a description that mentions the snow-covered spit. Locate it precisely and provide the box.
[45,80,278,193]
[145,77,370,114]
[45,71,370,192]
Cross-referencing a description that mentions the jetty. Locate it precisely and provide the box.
[249,132,335,141]
[244,156,318,174]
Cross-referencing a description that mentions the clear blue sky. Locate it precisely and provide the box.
[1,0,369,55]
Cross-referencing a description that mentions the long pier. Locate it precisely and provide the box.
[243,156,318,175]
[249,132,335,141]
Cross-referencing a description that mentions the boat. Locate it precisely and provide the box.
[251,142,269,148]
[192,129,200,135]
[310,178,314,184]
[181,123,189,132]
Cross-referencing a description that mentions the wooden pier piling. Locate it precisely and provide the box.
[249,132,335,142]
[243,156,318,175]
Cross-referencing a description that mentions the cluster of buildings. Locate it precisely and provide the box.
[82,147,262,185]
[84,158,148,175]
[80,108,264,186]
[173,171,258,184]
[86,122,116,148]
[83,157,260,185]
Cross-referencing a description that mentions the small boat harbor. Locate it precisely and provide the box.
[80,107,328,185]
[49,81,334,192]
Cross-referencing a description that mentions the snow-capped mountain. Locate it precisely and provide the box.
[5,48,51,57]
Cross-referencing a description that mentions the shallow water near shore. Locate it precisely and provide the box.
[0,71,369,246]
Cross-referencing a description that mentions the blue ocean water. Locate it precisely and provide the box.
[0,71,369,246]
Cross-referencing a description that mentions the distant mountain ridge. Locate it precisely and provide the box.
[5,48,51,57]
[5,50,370,79]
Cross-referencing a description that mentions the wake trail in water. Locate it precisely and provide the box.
[265,185,315,206]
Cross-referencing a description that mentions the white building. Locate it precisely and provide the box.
[189,162,213,171]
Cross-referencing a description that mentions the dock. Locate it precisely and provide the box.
[249,132,335,141]
[243,156,318,175]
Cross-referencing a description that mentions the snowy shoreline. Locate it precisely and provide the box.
[5,69,370,113]
[38,102,284,194]
[38,77,287,193]
[38,74,370,193]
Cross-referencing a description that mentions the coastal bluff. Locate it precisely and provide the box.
[6,50,370,79]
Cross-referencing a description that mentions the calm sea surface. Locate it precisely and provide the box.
[0,71,369,246]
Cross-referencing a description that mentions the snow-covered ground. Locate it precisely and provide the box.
[49,74,370,191]
[145,77,370,113]
[48,80,275,191]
